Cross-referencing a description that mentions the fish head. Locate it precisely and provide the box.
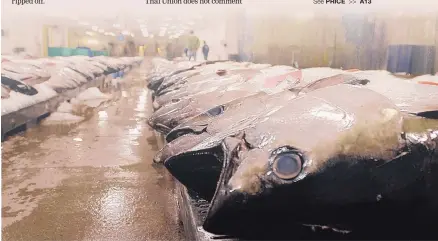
[158,70,200,90]
[147,98,193,134]
[147,76,165,91]
[164,132,222,201]
[165,104,225,142]
[204,84,407,235]
[162,91,296,201]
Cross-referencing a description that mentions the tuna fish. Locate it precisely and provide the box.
[148,67,302,133]
[201,84,438,238]
[161,74,371,201]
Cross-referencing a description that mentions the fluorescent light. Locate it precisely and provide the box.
[122,30,130,35]
[113,23,121,28]
[92,26,98,31]
[85,31,94,36]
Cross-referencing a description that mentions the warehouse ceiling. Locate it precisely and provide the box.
[2,0,438,44]
[2,0,242,44]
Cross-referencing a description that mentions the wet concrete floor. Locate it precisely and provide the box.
[2,81,184,240]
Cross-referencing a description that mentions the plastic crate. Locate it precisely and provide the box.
[48,47,74,57]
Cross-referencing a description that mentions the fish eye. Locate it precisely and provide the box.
[272,153,302,180]
[206,105,224,117]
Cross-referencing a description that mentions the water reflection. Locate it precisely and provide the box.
[97,187,134,226]
[134,89,148,112]
[98,111,109,121]
[98,111,109,128]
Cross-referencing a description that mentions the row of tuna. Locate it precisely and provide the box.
[1,55,143,115]
[146,58,438,239]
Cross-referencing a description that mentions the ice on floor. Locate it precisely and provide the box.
[40,112,85,126]
[44,88,111,125]
[73,87,111,108]
[1,83,58,116]
[76,87,112,101]
[57,101,74,113]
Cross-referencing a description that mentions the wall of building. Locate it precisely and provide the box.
[246,12,438,71]
[1,18,44,56]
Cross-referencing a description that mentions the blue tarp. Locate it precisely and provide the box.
[411,45,435,75]
[387,45,413,73]
[387,45,435,75]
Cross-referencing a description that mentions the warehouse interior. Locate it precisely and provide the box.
[3,1,438,73]
[2,0,438,240]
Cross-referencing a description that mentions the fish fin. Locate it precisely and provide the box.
[377,151,409,168]
[413,110,438,120]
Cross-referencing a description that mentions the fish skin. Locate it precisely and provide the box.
[147,60,207,91]
[202,84,438,238]
[155,69,201,95]
[150,90,262,134]
[150,67,302,130]
[155,62,266,96]
[153,69,261,109]
[153,65,296,109]
[167,73,369,143]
